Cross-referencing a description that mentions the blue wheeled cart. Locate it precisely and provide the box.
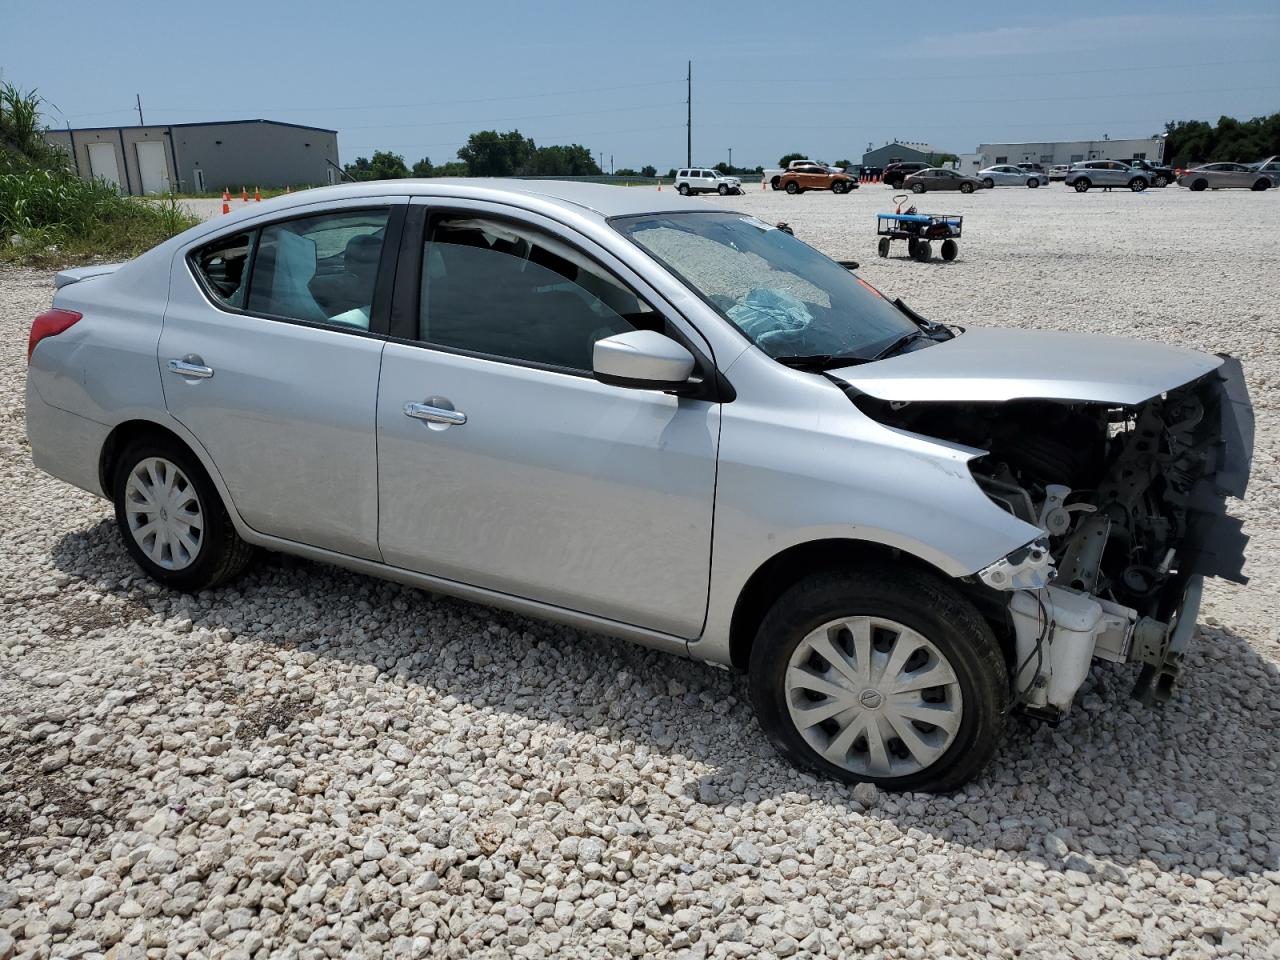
[876,200,963,262]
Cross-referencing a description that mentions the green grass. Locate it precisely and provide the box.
[0,167,199,267]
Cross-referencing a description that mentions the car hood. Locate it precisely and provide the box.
[832,327,1223,405]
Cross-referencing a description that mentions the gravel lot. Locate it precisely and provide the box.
[2,183,1278,960]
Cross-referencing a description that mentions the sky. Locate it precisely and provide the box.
[3,0,1278,171]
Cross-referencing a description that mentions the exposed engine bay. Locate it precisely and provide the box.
[848,358,1253,719]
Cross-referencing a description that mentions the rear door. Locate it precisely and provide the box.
[375,201,721,636]
[161,198,406,559]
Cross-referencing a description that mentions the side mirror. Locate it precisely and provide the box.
[593,330,696,391]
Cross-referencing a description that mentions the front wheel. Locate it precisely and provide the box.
[748,566,1009,792]
[1153,175,1169,188]
[770,177,782,191]
[1252,179,1271,191]
[677,183,690,196]
[983,178,995,189]
[911,182,926,194]
[1074,179,1091,193]
[785,181,800,194]
[112,439,255,592]
[959,182,974,194]
[940,239,958,261]
[913,239,932,262]
[718,183,728,196]
[1027,178,1039,188]
[832,181,846,194]
[1190,179,1207,192]
[1129,178,1147,192]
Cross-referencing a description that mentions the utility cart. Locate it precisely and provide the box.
[876,199,963,262]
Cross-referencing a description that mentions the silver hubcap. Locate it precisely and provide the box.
[124,457,203,571]
[785,616,963,778]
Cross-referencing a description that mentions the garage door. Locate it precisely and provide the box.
[136,140,170,194]
[87,142,121,189]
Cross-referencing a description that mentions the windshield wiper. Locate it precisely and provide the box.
[869,330,930,361]
[773,353,871,370]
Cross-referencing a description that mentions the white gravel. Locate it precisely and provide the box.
[2,183,1278,959]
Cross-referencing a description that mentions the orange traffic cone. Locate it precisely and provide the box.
[254,187,261,202]
[241,187,248,203]
[656,179,662,192]
[221,188,230,215]
[761,178,766,191]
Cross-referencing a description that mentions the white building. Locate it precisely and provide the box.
[975,137,1164,169]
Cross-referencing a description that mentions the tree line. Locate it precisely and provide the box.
[1163,113,1280,167]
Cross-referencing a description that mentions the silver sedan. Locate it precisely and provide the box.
[1177,162,1274,191]
[26,180,1252,791]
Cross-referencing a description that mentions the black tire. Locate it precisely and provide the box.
[877,237,890,258]
[112,438,255,592]
[1153,175,1169,188]
[1252,179,1270,191]
[911,182,926,194]
[832,181,846,194]
[1129,178,1147,192]
[677,183,690,196]
[1027,178,1039,188]
[748,565,1010,792]
[785,181,800,194]
[959,182,974,194]
[913,240,932,262]
[1074,179,1091,193]
[886,178,902,189]
[906,238,919,258]
[770,177,782,191]
[940,239,958,261]
[718,183,729,196]
[983,177,995,190]
[1190,179,1207,192]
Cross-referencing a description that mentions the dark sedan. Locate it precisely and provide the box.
[902,168,985,194]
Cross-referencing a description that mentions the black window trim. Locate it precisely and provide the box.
[184,203,406,340]
[387,202,733,402]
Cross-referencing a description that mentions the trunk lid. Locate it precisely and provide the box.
[54,263,125,289]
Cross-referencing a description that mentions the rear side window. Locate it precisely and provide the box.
[192,231,255,309]
[246,210,391,330]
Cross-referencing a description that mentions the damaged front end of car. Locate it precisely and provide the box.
[843,354,1253,721]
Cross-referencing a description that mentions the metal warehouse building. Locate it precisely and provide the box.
[975,137,1165,169]
[45,119,341,195]
[860,141,952,168]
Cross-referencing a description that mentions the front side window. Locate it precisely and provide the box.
[192,231,255,308]
[246,209,391,329]
[419,216,654,371]
[615,211,916,362]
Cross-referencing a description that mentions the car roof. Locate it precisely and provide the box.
[207,179,710,225]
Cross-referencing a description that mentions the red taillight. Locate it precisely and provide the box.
[27,308,82,364]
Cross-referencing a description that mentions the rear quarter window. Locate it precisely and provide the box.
[191,231,255,308]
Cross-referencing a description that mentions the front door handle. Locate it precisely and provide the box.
[168,356,214,380]
[403,399,467,426]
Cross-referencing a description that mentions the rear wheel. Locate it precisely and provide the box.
[1129,178,1147,192]
[959,182,974,194]
[983,177,995,189]
[678,183,690,196]
[877,237,890,258]
[911,182,926,194]
[913,240,932,262]
[1074,178,1091,193]
[940,239,958,262]
[748,565,1009,792]
[785,181,800,194]
[1190,179,1207,192]
[112,439,255,592]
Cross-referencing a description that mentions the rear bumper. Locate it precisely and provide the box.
[25,377,110,498]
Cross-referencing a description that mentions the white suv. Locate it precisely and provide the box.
[675,168,742,196]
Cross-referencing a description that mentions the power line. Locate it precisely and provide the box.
[341,101,682,132]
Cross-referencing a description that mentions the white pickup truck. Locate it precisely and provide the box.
[762,160,845,190]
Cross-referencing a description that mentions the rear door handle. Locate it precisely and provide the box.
[403,400,467,426]
[168,357,214,380]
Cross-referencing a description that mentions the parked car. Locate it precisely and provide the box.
[901,168,983,193]
[1048,165,1070,181]
[1016,162,1051,181]
[1122,158,1174,188]
[1247,155,1280,187]
[675,168,742,196]
[26,180,1252,792]
[978,165,1045,188]
[1064,160,1150,192]
[777,163,858,194]
[763,159,825,190]
[1177,162,1273,192]
[882,162,932,188]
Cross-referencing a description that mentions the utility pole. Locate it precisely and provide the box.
[728,147,732,172]
[686,60,692,168]
[610,154,614,175]
[136,94,144,126]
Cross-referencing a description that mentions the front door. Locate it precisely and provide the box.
[376,203,720,637]
[161,200,405,559]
